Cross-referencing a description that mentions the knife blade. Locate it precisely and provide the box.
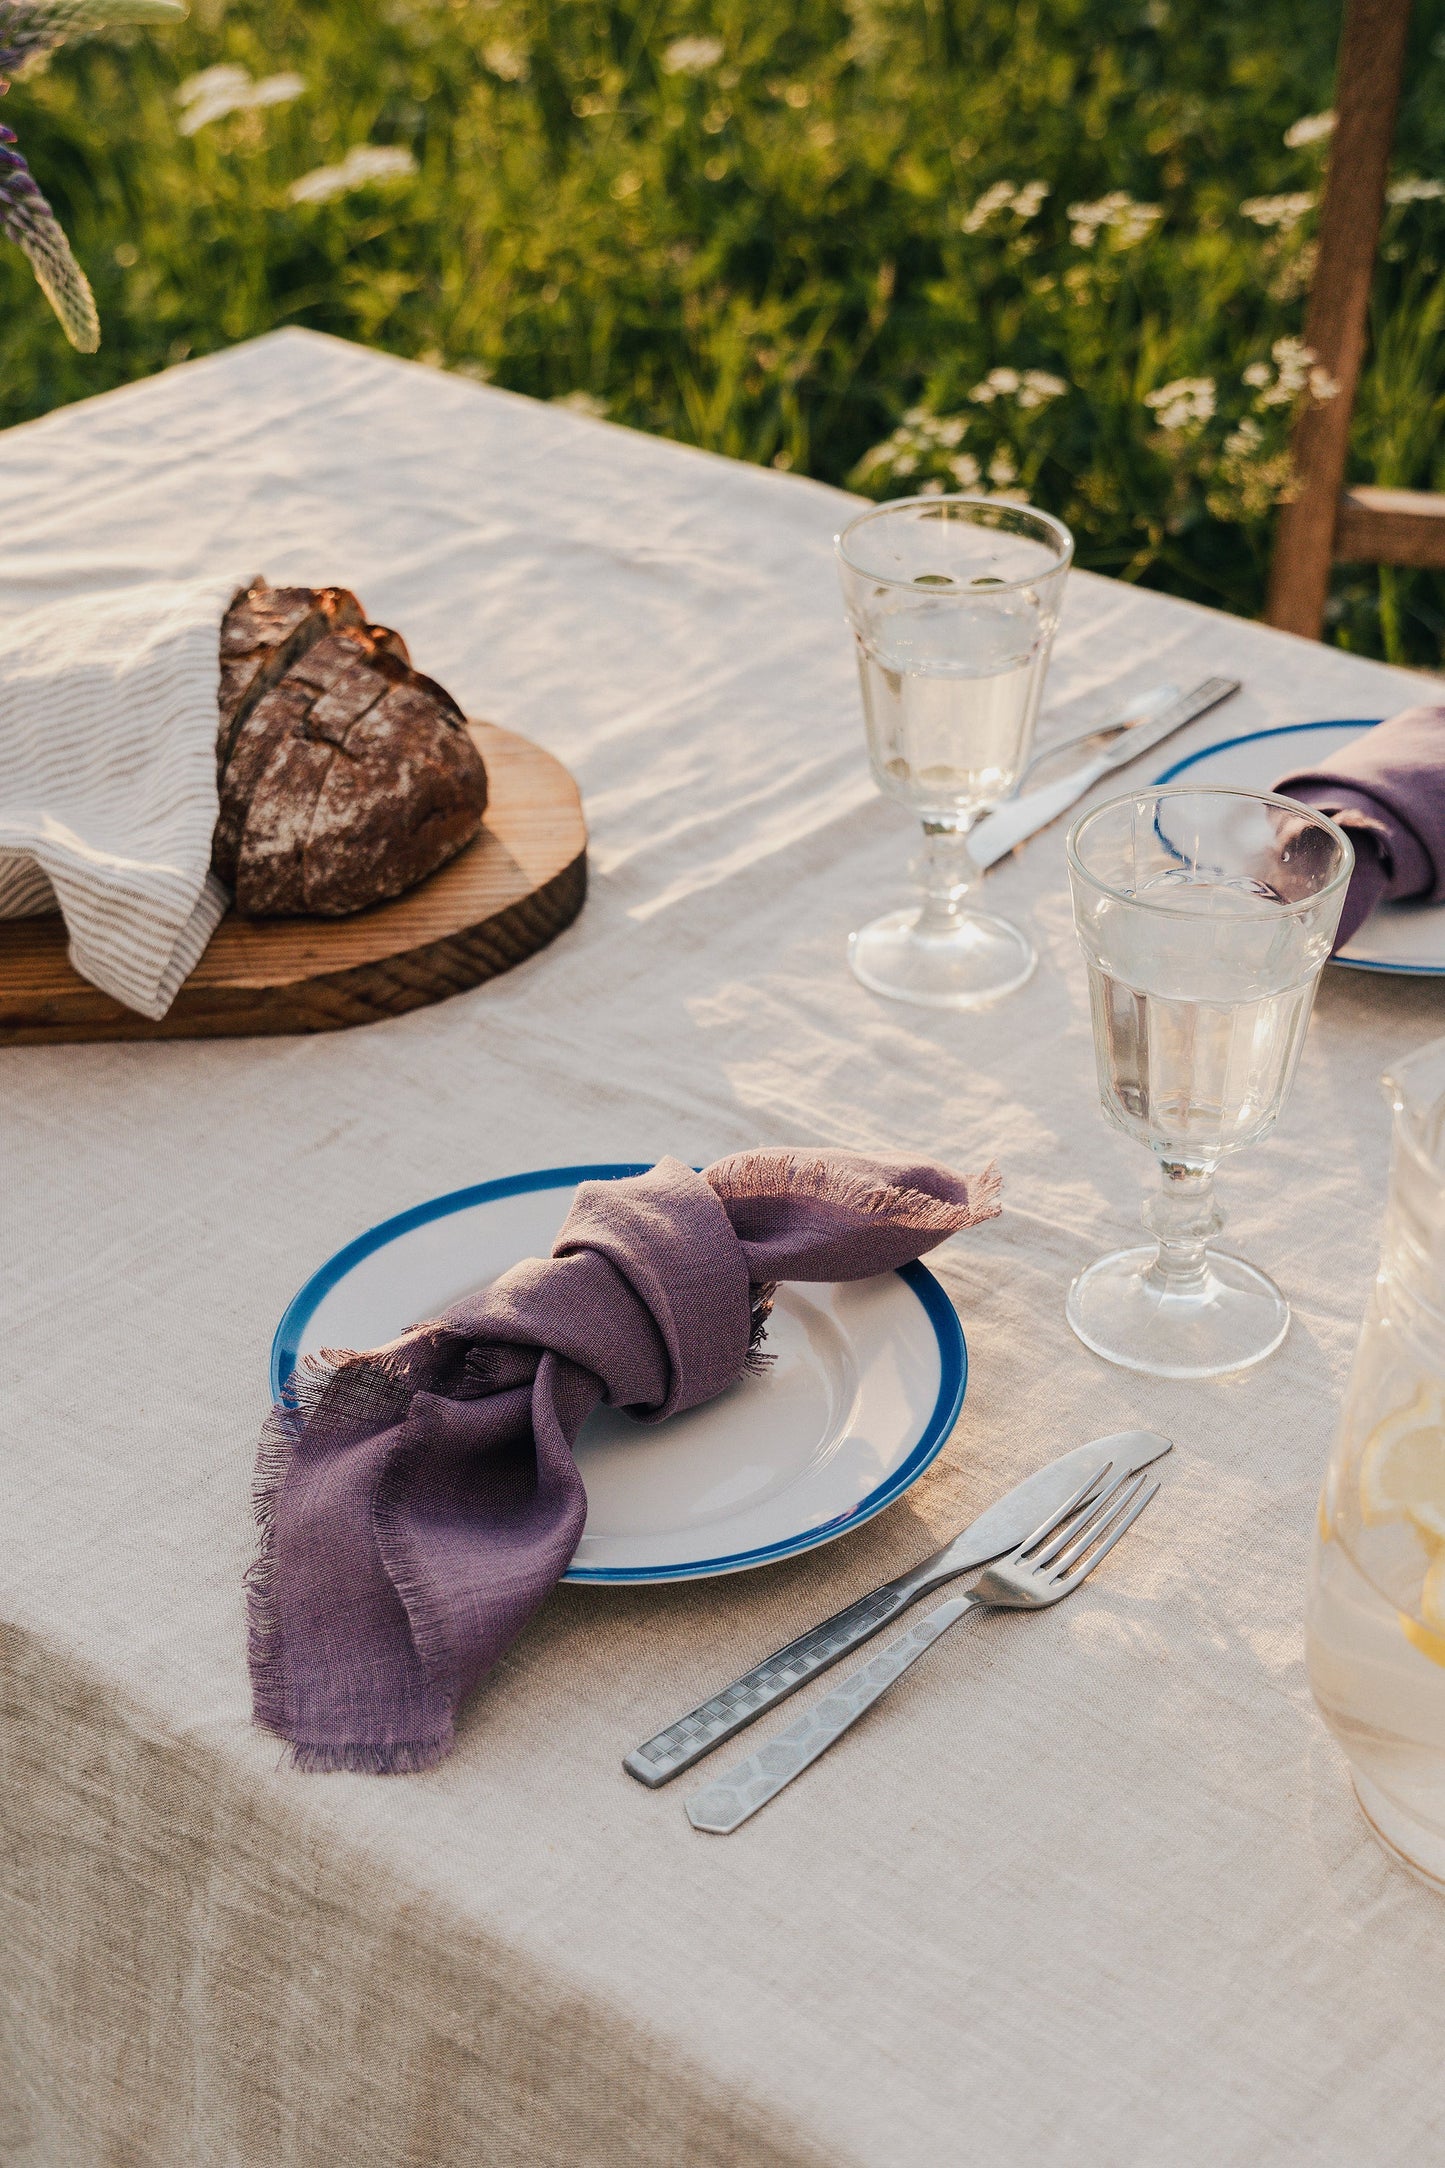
[623,1428,1172,1787]
[1020,680,1182,788]
[969,675,1241,870]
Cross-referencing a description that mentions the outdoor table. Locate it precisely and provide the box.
[4,330,1445,2167]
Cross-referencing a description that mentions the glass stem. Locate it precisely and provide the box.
[914,819,980,936]
[1141,1159,1222,1297]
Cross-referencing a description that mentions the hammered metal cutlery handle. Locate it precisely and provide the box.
[624,1576,928,1788]
[685,1595,976,1833]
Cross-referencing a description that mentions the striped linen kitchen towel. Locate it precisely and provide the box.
[0,573,241,1019]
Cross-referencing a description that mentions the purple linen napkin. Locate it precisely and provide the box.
[248,1148,1000,1772]
[1275,706,1445,949]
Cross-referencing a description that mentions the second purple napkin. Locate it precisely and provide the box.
[1275,705,1445,949]
[248,1147,1000,1772]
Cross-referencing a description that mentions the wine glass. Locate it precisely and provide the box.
[836,495,1073,1008]
[1066,784,1352,1379]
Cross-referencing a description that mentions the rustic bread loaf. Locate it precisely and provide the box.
[214,579,489,919]
[217,579,366,768]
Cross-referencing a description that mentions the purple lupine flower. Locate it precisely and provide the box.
[1,0,185,349]
[0,0,183,83]
[0,117,99,348]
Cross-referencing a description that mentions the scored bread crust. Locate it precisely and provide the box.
[217,578,366,769]
[214,579,489,918]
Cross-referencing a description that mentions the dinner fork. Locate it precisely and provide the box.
[685,1464,1159,1833]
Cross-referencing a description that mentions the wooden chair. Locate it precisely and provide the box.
[1264,0,1445,639]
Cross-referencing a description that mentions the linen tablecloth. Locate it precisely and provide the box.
[4,330,1445,2168]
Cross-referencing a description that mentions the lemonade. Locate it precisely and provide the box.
[1307,1351,1445,1884]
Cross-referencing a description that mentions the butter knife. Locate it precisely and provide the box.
[969,675,1241,870]
[623,1429,1172,1787]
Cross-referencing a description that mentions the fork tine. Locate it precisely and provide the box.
[1027,1464,1135,1568]
[1051,1473,1158,1587]
[1013,1464,1110,1559]
[1047,1469,1150,1576]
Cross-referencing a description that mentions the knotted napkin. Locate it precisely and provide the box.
[0,574,241,1018]
[1276,706,1445,950]
[249,1148,1000,1772]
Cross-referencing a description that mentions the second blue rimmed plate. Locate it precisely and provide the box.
[271,1162,968,1584]
[1156,718,1445,975]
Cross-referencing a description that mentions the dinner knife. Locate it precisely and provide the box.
[623,1429,1172,1788]
[969,675,1241,870]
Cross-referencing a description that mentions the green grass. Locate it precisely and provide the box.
[4,0,1443,660]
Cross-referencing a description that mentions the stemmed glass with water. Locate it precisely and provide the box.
[1066,785,1352,1379]
[836,495,1073,1008]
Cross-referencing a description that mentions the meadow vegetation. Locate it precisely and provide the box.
[3,0,1443,659]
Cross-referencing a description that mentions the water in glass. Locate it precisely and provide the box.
[857,590,1043,816]
[836,495,1072,1009]
[1086,878,1324,1163]
[1066,789,1351,1379]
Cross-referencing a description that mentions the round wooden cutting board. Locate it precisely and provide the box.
[0,721,586,1044]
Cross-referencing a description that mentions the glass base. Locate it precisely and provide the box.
[848,906,1036,1009]
[1354,1772,1445,1890]
[1066,1244,1289,1379]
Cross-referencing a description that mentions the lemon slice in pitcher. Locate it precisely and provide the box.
[1422,1553,1445,1634]
[1360,1383,1445,1542]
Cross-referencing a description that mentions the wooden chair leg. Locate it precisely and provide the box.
[1263,0,1413,639]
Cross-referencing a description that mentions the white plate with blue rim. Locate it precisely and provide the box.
[270,1162,968,1584]
[1156,718,1445,975]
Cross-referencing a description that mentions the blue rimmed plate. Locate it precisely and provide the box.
[271,1162,967,1584]
[1155,719,1445,976]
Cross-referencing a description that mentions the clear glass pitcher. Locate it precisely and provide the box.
[1307,1034,1445,1886]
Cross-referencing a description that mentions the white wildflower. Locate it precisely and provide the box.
[962,180,1017,233]
[553,390,609,418]
[177,64,305,135]
[1387,175,1445,204]
[917,478,946,496]
[987,449,1017,485]
[1284,110,1335,149]
[1248,339,1317,407]
[949,452,982,487]
[1272,336,1316,389]
[1308,365,1340,402]
[969,366,1019,403]
[936,416,968,447]
[662,35,724,74]
[1273,336,1315,366]
[289,143,417,205]
[1017,368,1067,407]
[179,64,249,112]
[961,179,1050,232]
[969,364,1065,409]
[483,41,528,81]
[1144,376,1216,431]
[1067,192,1161,247]
[1223,417,1264,455]
[1240,192,1315,231]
